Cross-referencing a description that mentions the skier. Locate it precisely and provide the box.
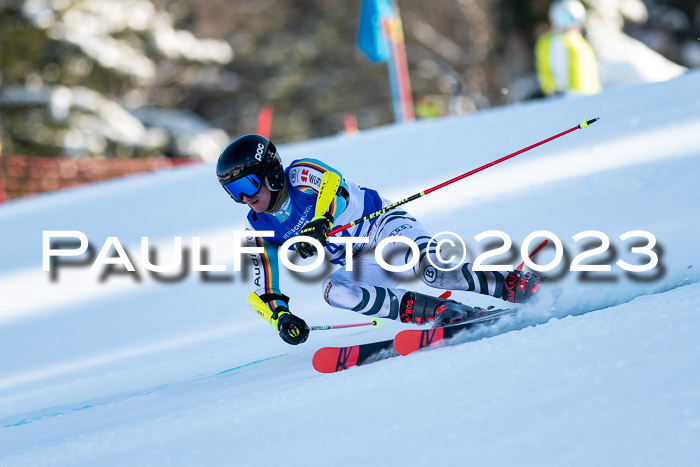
[217,134,542,345]
[535,0,601,97]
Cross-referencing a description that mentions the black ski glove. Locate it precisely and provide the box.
[294,214,333,259]
[274,308,310,345]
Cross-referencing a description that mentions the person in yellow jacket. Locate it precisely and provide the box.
[535,0,601,97]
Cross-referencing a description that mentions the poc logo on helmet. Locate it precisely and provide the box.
[255,143,265,161]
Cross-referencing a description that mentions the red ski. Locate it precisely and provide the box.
[312,339,396,373]
[393,308,518,356]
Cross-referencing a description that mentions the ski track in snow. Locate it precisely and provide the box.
[0,276,692,430]
[0,282,698,466]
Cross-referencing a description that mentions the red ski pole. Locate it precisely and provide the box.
[327,118,599,237]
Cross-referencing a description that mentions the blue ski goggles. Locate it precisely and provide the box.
[223,174,263,203]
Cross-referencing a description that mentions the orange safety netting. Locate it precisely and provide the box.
[0,154,199,201]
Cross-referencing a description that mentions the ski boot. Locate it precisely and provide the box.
[501,270,542,304]
[399,291,478,327]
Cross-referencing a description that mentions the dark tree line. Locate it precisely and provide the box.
[1,0,696,157]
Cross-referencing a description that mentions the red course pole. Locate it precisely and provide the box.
[327,118,599,237]
[517,239,549,271]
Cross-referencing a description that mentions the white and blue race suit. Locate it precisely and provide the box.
[245,158,511,321]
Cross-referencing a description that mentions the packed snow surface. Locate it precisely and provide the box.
[1,71,699,466]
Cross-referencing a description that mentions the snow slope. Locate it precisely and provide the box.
[1,70,699,466]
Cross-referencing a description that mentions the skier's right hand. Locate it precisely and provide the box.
[295,214,332,258]
[274,308,309,345]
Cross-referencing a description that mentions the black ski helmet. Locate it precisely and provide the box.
[216,134,285,200]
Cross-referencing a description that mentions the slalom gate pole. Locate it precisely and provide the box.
[517,239,549,271]
[309,318,381,332]
[326,118,599,237]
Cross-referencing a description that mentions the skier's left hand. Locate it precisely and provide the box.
[295,214,333,258]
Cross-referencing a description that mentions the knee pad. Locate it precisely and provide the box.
[321,277,362,309]
[321,278,333,305]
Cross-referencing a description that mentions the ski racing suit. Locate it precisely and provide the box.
[245,158,514,322]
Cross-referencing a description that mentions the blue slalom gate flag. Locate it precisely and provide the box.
[357,0,394,63]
